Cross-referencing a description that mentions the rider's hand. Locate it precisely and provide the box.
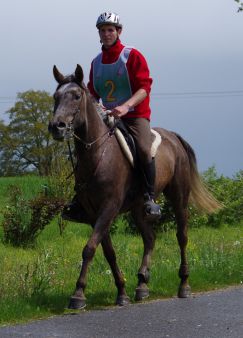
[109,104,130,118]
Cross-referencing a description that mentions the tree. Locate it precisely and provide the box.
[235,0,243,12]
[0,90,66,176]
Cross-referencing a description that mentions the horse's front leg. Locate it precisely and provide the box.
[68,210,116,310]
[101,233,130,306]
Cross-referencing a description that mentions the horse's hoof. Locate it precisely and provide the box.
[178,285,191,298]
[68,296,86,309]
[135,286,149,301]
[116,295,130,306]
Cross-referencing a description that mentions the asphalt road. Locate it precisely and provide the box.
[0,286,242,338]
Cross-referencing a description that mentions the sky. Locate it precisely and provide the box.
[0,0,242,177]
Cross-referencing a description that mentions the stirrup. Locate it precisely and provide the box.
[144,198,161,221]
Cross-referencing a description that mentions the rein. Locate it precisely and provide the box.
[66,129,114,190]
[65,119,117,186]
[72,127,115,150]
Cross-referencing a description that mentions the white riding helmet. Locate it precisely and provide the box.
[96,12,122,29]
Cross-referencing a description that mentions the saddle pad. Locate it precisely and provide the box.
[99,109,162,167]
[115,128,161,167]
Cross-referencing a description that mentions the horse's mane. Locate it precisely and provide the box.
[84,86,107,122]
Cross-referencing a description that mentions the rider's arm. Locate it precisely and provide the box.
[110,49,151,118]
[110,89,147,118]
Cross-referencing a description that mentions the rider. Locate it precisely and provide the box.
[63,11,161,221]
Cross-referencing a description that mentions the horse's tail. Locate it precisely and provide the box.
[174,133,222,214]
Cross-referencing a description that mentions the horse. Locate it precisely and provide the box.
[48,64,221,309]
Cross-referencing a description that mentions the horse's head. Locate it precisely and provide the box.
[48,64,85,141]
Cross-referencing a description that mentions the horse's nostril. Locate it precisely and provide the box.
[57,121,67,130]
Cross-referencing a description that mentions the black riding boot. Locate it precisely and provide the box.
[142,159,161,220]
[62,194,88,223]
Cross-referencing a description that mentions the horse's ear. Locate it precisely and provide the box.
[53,65,65,84]
[75,64,84,85]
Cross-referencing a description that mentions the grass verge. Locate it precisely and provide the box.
[0,221,242,325]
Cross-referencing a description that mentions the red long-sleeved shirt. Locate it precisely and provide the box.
[87,39,153,120]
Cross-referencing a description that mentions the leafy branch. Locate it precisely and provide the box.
[235,0,243,12]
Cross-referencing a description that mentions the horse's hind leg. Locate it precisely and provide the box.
[132,208,156,301]
[171,195,191,298]
[101,233,130,306]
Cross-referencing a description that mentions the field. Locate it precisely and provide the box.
[0,176,242,325]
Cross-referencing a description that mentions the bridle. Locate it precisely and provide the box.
[65,121,116,182]
[54,83,118,183]
[55,83,116,150]
[65,122,117,189]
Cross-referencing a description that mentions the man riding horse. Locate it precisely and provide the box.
[63,11,161,221]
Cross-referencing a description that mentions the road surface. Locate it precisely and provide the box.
[0,286,242,338]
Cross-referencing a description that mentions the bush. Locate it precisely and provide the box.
[202,167,243,227]
[45,155,75,201]
[2,185,65,247]
[123,167,243,234]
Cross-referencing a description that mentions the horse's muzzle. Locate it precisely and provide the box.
[48,121,67,141]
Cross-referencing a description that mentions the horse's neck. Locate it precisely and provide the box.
[75,95,108,160]
[86,99,107,137]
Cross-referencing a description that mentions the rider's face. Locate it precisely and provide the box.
[99,25,121,48]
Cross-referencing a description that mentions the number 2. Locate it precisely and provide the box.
[105,80,116,102]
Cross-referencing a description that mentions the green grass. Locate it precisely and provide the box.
[0,223,242,325]
[0,176,242,325]
[0,176,46,200]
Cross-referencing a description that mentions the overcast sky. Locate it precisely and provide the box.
[0,0,242,177]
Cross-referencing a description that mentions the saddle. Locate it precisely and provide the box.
[102,111,162,167]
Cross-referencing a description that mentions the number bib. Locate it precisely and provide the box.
[93,47,134,111]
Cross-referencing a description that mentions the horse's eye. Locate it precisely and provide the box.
[75,95,81,100]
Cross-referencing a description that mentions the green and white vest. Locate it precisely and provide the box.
[93,47,134,111]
